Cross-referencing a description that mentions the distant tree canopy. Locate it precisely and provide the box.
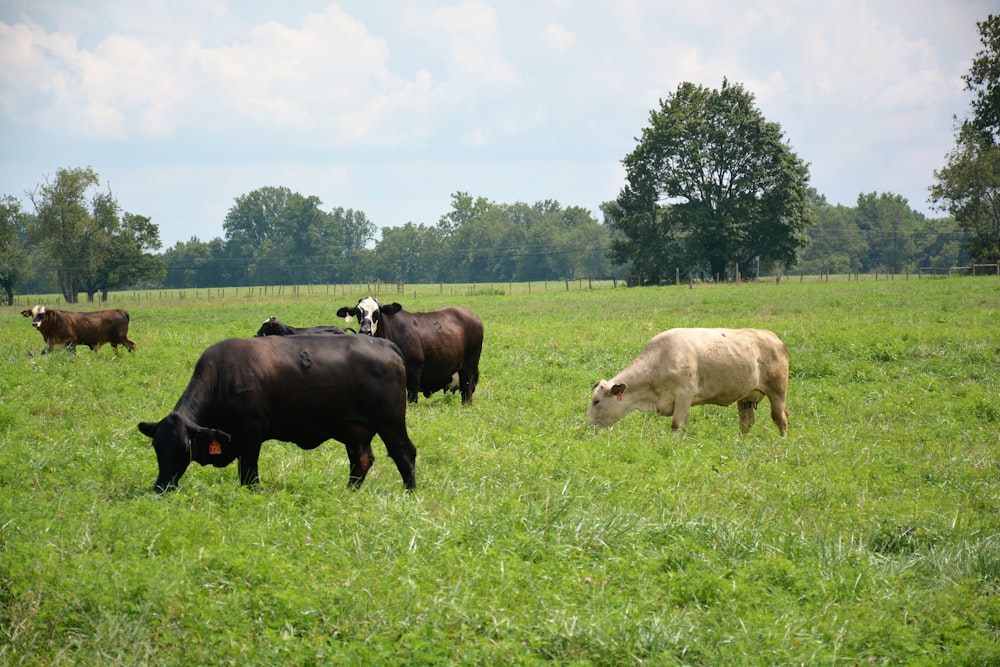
[24,167,164,302]
[797,190,967,275]
[159,187,369,289]
[221,185,376,286]
[0,195,31,305]
[374,193,613,284]
[161,190,615,288]
[609,79,811,284]
[931,14,1000,263]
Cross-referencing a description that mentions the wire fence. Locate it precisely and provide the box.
[6,268,998,312]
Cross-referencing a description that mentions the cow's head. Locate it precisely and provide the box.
[587,380,630,426]
[21,305,46,328]
[254,316,280,337]
[336,297,403,336]
[138,413,235,493]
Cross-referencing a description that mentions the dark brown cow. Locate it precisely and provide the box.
[138,334,417,493]
[336,297,483,404]
[253,316,350,337]
[21,304,136,354]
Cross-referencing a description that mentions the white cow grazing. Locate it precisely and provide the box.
[588,328,789,435]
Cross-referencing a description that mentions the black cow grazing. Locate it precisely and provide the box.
[254,315,350,337]
[21,304,136,353]
[336,297,483,404]
[137,335,417,493]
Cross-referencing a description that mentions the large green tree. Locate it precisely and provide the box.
[223,186,376,285]
[26,167,163,302]
[610,79,811,283]
[0,195,31,305]
[930,15,1000,263]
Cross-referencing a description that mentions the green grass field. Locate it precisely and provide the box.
[1,277,998,665]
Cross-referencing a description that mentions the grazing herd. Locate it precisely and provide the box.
[19,296,790,493]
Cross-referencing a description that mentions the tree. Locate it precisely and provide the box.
[855,192,920,273]
[27,167,102,302]
[0,195,31,305]
[374,222,446,283]
[931,123,1000,263]
[611,79,811,283]
[26,168,164,302]
[94,212,165,294]
[222,187,377,285]
[930,15,1000,263]
[965,15,1000,144]
[797,191,865,274]
[415,193,614,283]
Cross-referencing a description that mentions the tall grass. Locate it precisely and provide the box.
[1,277,998,665]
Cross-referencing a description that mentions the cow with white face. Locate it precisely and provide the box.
[21,304,136,354]
[337,297,484,404]
[589,328,789,435]
[349,297,384,336]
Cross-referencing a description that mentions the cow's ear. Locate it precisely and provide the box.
[336,306,354,319]
[610,383,627,398]
[138,421,160,438]
[20,310,31,318]
[383,303,403,315]
[192,426,232,447]
[190,426,233,463]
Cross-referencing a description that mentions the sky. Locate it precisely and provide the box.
[0,0,991,248]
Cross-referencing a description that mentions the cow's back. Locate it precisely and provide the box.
[398,307,482,391]
[635,328,786,405]
[186,335,407,442]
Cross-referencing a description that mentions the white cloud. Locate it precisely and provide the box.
[0,0,990,246]
[417,0,519,90]
[541,23,575,52]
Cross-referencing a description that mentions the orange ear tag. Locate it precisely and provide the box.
[208,440,222,456]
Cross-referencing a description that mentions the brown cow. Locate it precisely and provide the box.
[336,297,483,404]
[21,304,136,354]
[588,328,789,435]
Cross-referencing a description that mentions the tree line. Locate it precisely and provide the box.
[2,15,996,303]
[158,190,614,289]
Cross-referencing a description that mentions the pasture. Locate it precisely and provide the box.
[0,278,998,665]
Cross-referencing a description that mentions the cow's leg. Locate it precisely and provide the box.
[344,440,376,489]
[458,370,473,404]
[379,426,417,490]
[459,359,479,404]
[670,397,691,431]
[768,394,789,437]
[238,442,262,486]
[737,399,757,434]
[459,368,480,404]
[404,359,424,404]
